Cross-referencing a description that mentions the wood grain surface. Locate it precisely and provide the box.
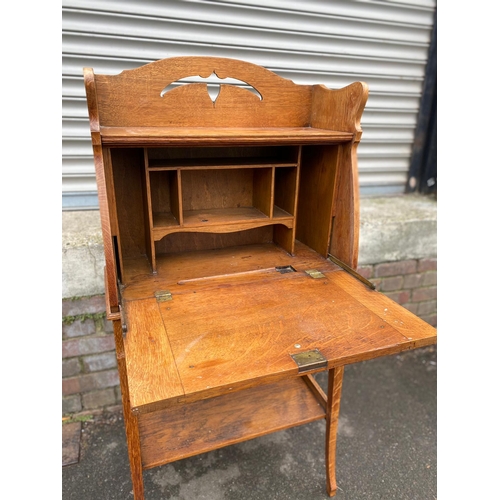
[100,126,353,146]
[326,366,344,497]
[121,242,436,414]
[123,299,184,411]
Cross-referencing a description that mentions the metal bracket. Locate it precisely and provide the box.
[327,253,376,290]
[119,303,127,336]
[117,281,127,336]
[155,290,173,302]
[290,349,328,373]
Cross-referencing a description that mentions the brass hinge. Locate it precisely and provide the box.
[119,303,127,336]
[117,282,127,336]
[305,269,326,279]
[155,290,173,302]
[290,349,328,373]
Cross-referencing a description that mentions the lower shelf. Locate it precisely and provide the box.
[138,375,326,469]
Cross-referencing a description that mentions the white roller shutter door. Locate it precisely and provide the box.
[62,0,436,209]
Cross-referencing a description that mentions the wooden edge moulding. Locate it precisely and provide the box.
[83,56,437,499]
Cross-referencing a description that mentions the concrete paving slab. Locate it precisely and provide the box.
[62,346,436,500]
[62,421,82,467]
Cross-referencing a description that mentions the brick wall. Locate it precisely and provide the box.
[61,257,437,417]
[62,295,122,416]
[357,257,437,327]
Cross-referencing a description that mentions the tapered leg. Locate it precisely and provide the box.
[325,366,345,497]
[113,321,145,500]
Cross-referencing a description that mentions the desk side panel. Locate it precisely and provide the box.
[309,82,369,270]
[83,68,120,314]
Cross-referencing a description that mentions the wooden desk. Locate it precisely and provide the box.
[84,56,437,499]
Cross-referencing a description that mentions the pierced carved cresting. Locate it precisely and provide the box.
[89,56,316,127]
[160,71,263,105]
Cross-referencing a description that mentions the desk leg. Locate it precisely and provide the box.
[325,366,344,497]
[113,321,145,500]
[123,410,144,500]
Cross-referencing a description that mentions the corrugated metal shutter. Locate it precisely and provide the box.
[62,0,436,210]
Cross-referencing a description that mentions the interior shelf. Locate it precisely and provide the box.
[153,207,294,240]
[183,207,268,226]
[137,376,326,469]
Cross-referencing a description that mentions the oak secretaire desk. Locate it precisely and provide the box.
[83,56,437,499]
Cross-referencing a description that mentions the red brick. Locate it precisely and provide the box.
[403,303,419,314]
[418,258,437,272]
[62,377,81,396]
[403,274,423,289]
[375,260,417,278]
[103,319,114,334]
[62,336,115,359]
[62,395,82,415]
[63,358,81,378]
[420,314,437,327]
[62,340,79,358]
[82,388,117,410]
[356,266,373,279]
[62,318,96,339]
[383,290,411,305]
[380,276,404,292]
[412,286,437,302]
[83,352,117,372]
[62,295,106,317]
[417,300,437,316]
[79,370,120,392]
[63,370,119,396]
[422,271,437,286]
